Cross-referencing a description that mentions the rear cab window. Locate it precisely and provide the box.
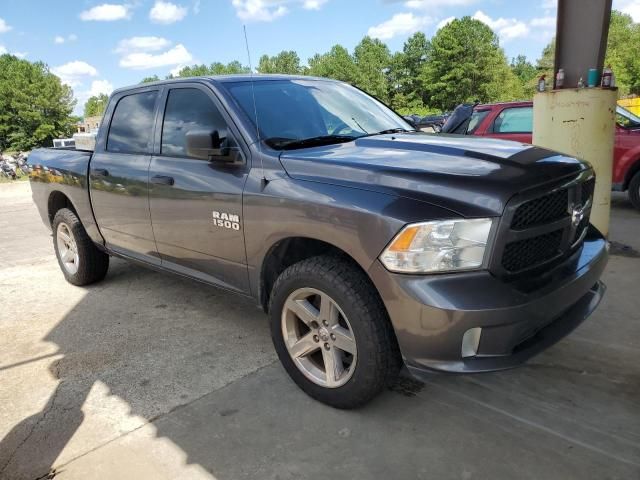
[468,110,490,134]
[107,91,158,154]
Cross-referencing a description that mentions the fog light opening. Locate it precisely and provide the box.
[462,327,482,358]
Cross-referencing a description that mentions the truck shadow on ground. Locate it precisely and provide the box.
[1,256,639,479]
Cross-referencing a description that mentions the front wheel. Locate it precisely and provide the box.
[268,255,400,409]
[628,171,640,211]
[52,208,109,286]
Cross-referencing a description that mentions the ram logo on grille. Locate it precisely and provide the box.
[571,204,586,228]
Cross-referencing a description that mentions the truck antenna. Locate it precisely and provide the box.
[243,25,267,185]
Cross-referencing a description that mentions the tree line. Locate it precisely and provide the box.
[0,11,638,152]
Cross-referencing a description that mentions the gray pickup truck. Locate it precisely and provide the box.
[29,75,608,408]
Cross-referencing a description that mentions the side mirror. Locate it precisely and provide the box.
[185,130,242,163]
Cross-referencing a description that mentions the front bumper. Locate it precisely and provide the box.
[368,227,608,375]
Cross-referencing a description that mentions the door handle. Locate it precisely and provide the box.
[151,175,175,186]
[91,168,109,177]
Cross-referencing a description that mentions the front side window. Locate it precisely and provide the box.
[107,91,158,154]
[224,79,412,149]
[493,107,533,134]
[161,88,228,157]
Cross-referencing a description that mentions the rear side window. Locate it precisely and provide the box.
[161,88,228,157]
[493,107,533,133]
[107,91,158,154]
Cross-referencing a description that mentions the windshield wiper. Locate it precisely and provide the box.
[265,135,359,150]
[365,128,417,137]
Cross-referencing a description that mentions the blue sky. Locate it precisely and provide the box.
[1,0,639,115]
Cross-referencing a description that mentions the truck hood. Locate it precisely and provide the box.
[279,133,589,217]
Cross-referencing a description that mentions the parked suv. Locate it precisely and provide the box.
[443,101,640,210]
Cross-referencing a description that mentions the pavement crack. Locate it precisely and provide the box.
[0,382,63,477]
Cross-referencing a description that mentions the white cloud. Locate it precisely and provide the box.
[119,44,193,69]
[368,12,432,40]
[614,0,640,22]
[232,0,288,22]
[473,10,530,41]
[116,36,172,53]
[530,16,555,28]
[405,0,476,9]
[88,79,114,97]
[170,64,186,76]
[193,0,201,13]
[54,34,78,45]
[231,0,329,22]
[149,1,188,24]
[80,4,130,21]
[52,61,98,87]
[436,16,455,30]
[0,17,12,33]
[0,45,26,57]
[303,0,327,9]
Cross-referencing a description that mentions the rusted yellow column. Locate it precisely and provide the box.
[533,88,617,236]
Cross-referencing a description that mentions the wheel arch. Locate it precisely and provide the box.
[47,190,78,226]
[623,157,640,190]
[259,236,372,313]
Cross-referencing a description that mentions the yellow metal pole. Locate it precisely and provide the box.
[533,88,617,236]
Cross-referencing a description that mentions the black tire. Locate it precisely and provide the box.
[629,171,640,211]
[52,208,109,286]
[268,255,401,409]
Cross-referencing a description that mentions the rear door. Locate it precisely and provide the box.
[148,83,250,293]
[90,87,160,263]
[486,106,533,144]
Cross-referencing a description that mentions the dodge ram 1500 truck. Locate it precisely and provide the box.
[29,75,608,408]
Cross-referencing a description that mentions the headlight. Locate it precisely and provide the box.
[380,218,494,273]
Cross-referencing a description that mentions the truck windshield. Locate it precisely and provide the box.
[224,79,413,149]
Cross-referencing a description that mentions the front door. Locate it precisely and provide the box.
[148,84,250,293]
[90,88,160,262]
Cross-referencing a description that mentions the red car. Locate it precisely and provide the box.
[443,101,640,210]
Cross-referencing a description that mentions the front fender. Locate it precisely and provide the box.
[243,174,460,299]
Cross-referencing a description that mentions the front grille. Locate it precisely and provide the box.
[502,229,563,272]
[492,174,595,277]
[511,188,568,229]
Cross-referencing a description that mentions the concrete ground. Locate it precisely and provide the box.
[0,181,638,480]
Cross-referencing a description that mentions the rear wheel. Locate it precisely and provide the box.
[53,208,109,286]
[629,171,640,211]
[269,255,400,409]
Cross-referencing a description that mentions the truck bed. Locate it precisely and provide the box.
[28,147,103,244]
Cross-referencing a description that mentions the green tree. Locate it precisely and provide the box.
[388,32,431,112]
[511,55,537,98]
[604,11,640,95]
[0,54,76,151]
[83,93,109,117]
[140,74,161,83]
[257,51,302,74]
[307,45,358,84]
[421,17,522,111]
[173,61,250,78]
[353,36,392,102]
